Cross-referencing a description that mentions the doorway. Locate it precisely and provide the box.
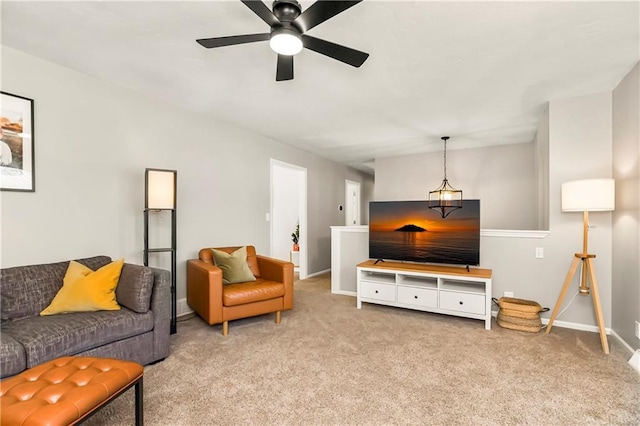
[270,159,308,279]
[345,179,361,226]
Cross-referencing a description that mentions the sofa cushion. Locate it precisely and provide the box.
[0,331,26,379]
[116,263,154,314]
[212,247,256,285]
[0,256,112,321]
[2,308,154,368]
[40,259,124,316]
[222,279,285,307]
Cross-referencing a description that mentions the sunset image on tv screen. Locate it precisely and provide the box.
[369,200,480,265]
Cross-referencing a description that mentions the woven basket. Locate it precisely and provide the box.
[497,311,542,327]
[494,297,546,333]
[497,313,542,333]
[499,307,540,320]
[498,297,543,313]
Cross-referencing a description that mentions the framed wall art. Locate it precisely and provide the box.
[1,91,35,192]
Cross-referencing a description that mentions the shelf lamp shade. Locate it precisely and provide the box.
[145,169,176,209]
[562,179,615,212]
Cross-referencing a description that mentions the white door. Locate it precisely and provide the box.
[345,180,361,226]
[270,160,308,279]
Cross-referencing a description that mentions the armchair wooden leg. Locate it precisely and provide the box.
[222,321,229,336]
[275,311,281,324]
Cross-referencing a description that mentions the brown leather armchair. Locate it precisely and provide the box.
[186,246,294,336]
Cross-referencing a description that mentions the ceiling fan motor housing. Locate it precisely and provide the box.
[272,0,301,23]
[270,24,301,38]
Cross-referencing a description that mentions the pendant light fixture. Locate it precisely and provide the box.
[428,136,463,218]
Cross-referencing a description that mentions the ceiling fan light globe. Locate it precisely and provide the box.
[270,32,303,56]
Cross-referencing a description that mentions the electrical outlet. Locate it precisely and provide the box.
[535,247,544,258]
[504,291,514,298]
[635,321,640,339]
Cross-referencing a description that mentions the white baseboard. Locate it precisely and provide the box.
[177,298,193,317]
[628,350,640,374]
[305,268,331,278]
[540,317,612,335]
[333,290,356,297]
[610,330,637,355]
[491,309,614,335]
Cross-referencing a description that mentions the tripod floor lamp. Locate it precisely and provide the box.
[546,178,615,354]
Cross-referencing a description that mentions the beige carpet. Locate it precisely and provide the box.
[87,273,639,425]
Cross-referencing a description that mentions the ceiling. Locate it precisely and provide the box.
[2,1,638,173]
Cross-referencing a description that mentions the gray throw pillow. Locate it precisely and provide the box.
[116,263,154,313]
[211,246,256,284]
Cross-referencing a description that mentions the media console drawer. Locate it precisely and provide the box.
[439,291,485,315]
[360,281,396,302]
[397,286,438,308]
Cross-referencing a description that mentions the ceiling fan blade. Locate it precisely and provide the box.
[302,35,369,67]
[196,33,270,48]
[241,0,281,27]
[276,55,294,81]
[293,1,362,33]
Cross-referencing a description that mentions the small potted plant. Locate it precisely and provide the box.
[291,223,300,251]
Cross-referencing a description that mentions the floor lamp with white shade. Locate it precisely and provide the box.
[545,178,615,354]
[144,168,177,335]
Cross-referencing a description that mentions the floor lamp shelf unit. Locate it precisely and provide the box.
[143,168,177,335]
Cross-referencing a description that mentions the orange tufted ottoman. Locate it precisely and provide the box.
[0,356,143,426]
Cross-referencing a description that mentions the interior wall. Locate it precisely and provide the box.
[546,91,614,328]
[534,106,550,231]
[374,142,537,230]
[612,62,640,350]
[361,174,375,225]
[0,47,370,300]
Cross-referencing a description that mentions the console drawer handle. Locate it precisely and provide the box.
[375,290,379,294]
[414,295,418,299]
[459,301,464,305]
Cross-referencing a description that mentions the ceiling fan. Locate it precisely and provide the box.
[196,0,369,81]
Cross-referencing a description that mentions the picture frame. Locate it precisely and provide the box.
[1,91,35,192]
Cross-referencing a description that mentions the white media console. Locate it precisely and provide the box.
[357,260,493,330]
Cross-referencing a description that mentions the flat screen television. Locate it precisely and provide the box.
[369,200,480,266]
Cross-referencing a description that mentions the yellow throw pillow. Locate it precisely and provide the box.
[62,260,93,286]
[211,246,256,284]
[40,259,124,315]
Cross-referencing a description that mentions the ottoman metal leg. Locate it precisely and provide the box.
[135,376,144,426]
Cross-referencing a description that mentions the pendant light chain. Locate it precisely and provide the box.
[443,137,447,180]
[442,136,450,181]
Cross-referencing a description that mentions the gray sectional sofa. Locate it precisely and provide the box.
[0,256,170,378]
